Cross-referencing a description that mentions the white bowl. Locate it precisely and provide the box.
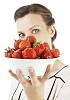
[5,58,57,76]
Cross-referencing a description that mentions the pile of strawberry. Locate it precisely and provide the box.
[5,36,60,59]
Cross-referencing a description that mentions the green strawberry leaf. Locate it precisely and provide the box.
[33,41,41,47]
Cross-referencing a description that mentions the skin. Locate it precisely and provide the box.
[16,14,55,49]
[9,14,65,100]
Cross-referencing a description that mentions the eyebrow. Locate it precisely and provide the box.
[17,25,40,34]
[29,25,40,30]
[17,31,24,34]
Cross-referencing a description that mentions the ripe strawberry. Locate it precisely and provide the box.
[12,49,22,58]
[22,48,37,59]
[5,52,12,58]
[43,42,50,50]
[51,48,60,58]
[19,40,31,50]
[5,47,15,58]
[41,49,53,59]
[26,36,36,44]
[34,43,45,56]
[14,39,21,50]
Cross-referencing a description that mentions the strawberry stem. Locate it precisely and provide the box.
[33,41,41,47]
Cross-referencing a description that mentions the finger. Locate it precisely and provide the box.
[29,67,39,86]
[42,64,53,83]
[16,69,30,87]
[8,70,18,80]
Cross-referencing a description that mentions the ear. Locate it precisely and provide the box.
[49,25,55,38]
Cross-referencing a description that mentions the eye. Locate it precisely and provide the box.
[18,33,25,39]
[32,29,40,34]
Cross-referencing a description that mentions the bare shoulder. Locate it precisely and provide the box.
[53,59,65,72]
[52,59,70,82]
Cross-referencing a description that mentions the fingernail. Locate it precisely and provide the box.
[48,64,53,69]
[49,64,52,66]
[29,67,34,73]
[16,69,20,74]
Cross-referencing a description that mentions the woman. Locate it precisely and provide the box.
[8,3,70,100]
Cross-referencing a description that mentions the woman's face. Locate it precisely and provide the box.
[16,14,54,49]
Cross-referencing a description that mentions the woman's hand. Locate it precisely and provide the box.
[9,64,52,100]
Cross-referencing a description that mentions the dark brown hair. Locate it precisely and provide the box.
[14,3,57,48]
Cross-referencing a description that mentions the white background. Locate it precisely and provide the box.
[0,0,70,100]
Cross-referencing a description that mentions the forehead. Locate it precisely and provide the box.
[16,14,47,31]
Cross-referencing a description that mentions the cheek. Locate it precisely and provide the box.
[34,33,50,43]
